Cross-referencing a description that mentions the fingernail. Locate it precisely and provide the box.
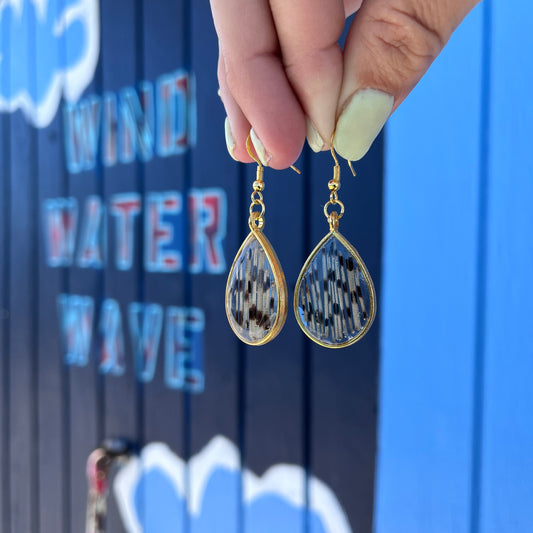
[334,89,393,161]
[250,128,271,166]
[224,117,238,161]
[306,118,325,153]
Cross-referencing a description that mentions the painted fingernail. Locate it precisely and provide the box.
[224,117,238,161]
[334,89,393,161]
[250,128,271,166]
[306,118,325,153]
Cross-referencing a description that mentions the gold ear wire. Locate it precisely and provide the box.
[330,135,340,168]
[290,165,301,174]
[245,133,300,174]
[347,160,356,177]
[330,133,356,177]
[246,135,261,167]
[246,135,264,183]
[330,134,341,184]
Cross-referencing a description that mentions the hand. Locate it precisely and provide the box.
[210,0,479,169]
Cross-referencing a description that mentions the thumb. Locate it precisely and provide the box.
[333,0,479,161]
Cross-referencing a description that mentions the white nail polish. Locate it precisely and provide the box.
[250,128,271,166]
[334,89,393,161]
[306,118,325,153]
[225,117,238,161]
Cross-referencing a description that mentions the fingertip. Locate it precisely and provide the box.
[334,89,393,161]
[222,116,254,164]
[232,146,254,164]
[224,118,238,161]
[218,82,253,163]
[252,122,305,170]
[306,117,326,153]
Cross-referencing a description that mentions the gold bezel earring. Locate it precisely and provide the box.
[294,145,376,348]
[225,136,289,346]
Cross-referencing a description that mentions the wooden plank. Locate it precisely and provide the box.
[37,116,68,533]
[0,112,9,532]
[307,141,382,533]
[62,7,104,528]
[7,7,39,533]
[0,126,8,533]
[65,154,103,528]
[188,1,242,531]
[35,0,68,529]
[37,120,68,533]
[139,0,186,446]
[477,2,533,531]
[7,116,36,533]
[375,8,484,533]
[138,0,188,529]
[0,11,11,530]
[99,0,140,530]
[241,154,307,530]
[303,19,383,532]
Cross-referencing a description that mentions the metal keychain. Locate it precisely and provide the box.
[85,439,131,533]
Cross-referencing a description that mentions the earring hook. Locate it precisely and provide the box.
[330,133,340,183]
[330,137,340,168]
[246,135,262,167]
[245,134,301,174]
[330,133,356,177]
[246,134,264,183]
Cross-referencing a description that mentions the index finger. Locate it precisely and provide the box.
[269,0,346,152]
[210,0,306,168]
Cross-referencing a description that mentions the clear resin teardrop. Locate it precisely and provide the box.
[294,230,376,348]
[226,230,288,345]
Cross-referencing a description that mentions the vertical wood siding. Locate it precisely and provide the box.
[377,1,533,532]
[0,0,383,531]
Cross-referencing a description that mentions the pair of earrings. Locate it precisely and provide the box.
[225,137,376,349]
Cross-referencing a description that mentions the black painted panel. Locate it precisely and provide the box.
[0,2,382,532]
[8,10,39,529]
[189,0,241,461]
[64,35,103,533]
[308,140,383,533]
[100,1,139,530]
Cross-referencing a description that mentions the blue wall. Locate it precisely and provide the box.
[377,1,533,531]
[2,0,529,531]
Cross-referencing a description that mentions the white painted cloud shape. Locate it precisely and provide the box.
[114,435,353,533]
[0,0,99,127]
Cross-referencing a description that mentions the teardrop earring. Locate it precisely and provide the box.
[225,136,288,346]
[294,145,376,348]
